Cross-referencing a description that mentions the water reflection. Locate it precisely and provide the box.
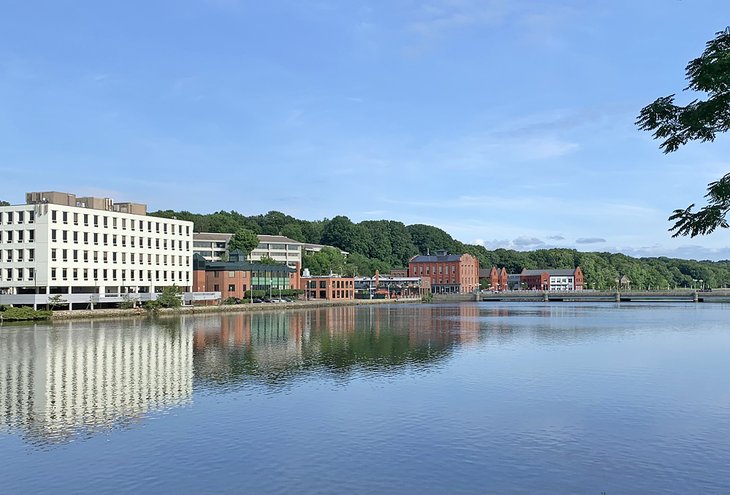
[192,304,481,389]
[0,320,193,445]
[1,304,481,445]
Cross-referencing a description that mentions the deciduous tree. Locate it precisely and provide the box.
[637,28,730,237]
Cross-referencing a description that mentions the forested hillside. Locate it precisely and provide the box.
[151,209,730,289]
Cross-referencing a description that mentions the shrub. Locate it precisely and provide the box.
[0,307,52,321]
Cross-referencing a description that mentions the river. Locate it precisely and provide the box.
[1,302,728,494]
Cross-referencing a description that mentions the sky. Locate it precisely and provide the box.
[2,0,730,260]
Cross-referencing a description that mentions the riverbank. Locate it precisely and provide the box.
[48,297,423,321]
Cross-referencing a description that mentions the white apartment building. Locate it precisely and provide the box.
[0,191,195,309]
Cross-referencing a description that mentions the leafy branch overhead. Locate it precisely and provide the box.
[637,28,730,237]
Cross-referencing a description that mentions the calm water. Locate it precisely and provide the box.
[1,303,729,494]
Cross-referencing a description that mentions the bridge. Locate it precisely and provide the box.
[475,290,730,303]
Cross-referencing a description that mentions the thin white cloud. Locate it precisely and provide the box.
[576,237,606,244]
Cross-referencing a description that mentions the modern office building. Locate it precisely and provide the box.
[407,250,480,294]
[0,191,196,309]
[193,233,303,268]
[192,232,233,261]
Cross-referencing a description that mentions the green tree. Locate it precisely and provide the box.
[637,28,730,237]
[257,255,279,265]
[157,286,182,308]
[228,228,259,257]
[0,200,9,206]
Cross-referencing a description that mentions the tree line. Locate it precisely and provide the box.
[151,209,730,289]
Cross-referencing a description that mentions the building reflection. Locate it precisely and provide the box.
[0,320,193,445]
[0,303,486,445]
[192,304,482,388]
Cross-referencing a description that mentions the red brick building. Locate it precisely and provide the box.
[520,267,584,291]
[407,251,480,294]
[192,251,297,301]
[479,266,509,291]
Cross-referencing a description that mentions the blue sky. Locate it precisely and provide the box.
[2,0,730,259]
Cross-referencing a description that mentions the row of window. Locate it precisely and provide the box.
[48,249,190,267]
[0,267,191,284]
[0,211,34,225]
[256,243,300,251]
[0,268,35,282]
[49,268,189,283]
[50,210,190,236]
[49,230,189,251]
[412,265,458,276]
[0,229,35,244]
[193,242,228,249]
[0,249,35,263]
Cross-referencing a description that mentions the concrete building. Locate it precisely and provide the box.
[407,250,480,294]
[192,232,232,261]
[193,233,303,268]
[0,191,198,309]
[520,267,584,291]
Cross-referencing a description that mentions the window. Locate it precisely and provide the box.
[51,268,57,280]
[28,211,34,223]
[73,213,78,225]
[62,231,68,243]
[52,210,57,222]
[73,250,78,262]
[103,216,108,228]
[112,217,117,229]
[62,249,68,262]
[84,214,89,226]
[94,215,99,227]
[213,284,220,291]
[228,284,235,292]
[17,211,24,224]
[28,248,34,261]
[73,231,78,244]
[62,211,68,224]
